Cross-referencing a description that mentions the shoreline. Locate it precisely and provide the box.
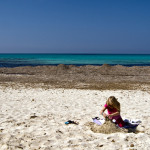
[2,63,150,68]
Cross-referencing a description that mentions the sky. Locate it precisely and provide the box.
[0,0,150,54]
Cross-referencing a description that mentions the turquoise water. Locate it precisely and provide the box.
[0,54,150,67]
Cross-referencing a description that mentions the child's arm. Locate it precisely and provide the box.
[100,106,107,118]
[108,111,120,118]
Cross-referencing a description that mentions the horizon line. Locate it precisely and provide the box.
[1,53,150,55]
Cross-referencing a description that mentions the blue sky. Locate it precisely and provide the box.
[0,0,150,54]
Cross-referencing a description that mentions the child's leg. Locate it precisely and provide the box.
[116,118,125,127]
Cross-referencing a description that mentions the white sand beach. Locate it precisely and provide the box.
[0,85,150,150]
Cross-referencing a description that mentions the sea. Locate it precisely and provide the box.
[0,53,150,68]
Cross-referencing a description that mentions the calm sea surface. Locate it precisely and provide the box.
[0,54,150,67]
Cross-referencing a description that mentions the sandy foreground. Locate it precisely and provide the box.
[0,85,150,150]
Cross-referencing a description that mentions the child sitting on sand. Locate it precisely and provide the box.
[100,96,125,127]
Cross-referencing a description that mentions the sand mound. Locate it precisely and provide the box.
[87,119,128,134]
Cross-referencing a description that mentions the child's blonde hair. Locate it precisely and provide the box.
[106,96,120,111]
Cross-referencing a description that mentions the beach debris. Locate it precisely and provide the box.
[97,144,103,147]
[56,130,63,134]
[111,139,115,142]
[30,113,38,119]
[0,129,4,132]
[65,120,79,125]
[30,115,38,119]
[130,144,134,147]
